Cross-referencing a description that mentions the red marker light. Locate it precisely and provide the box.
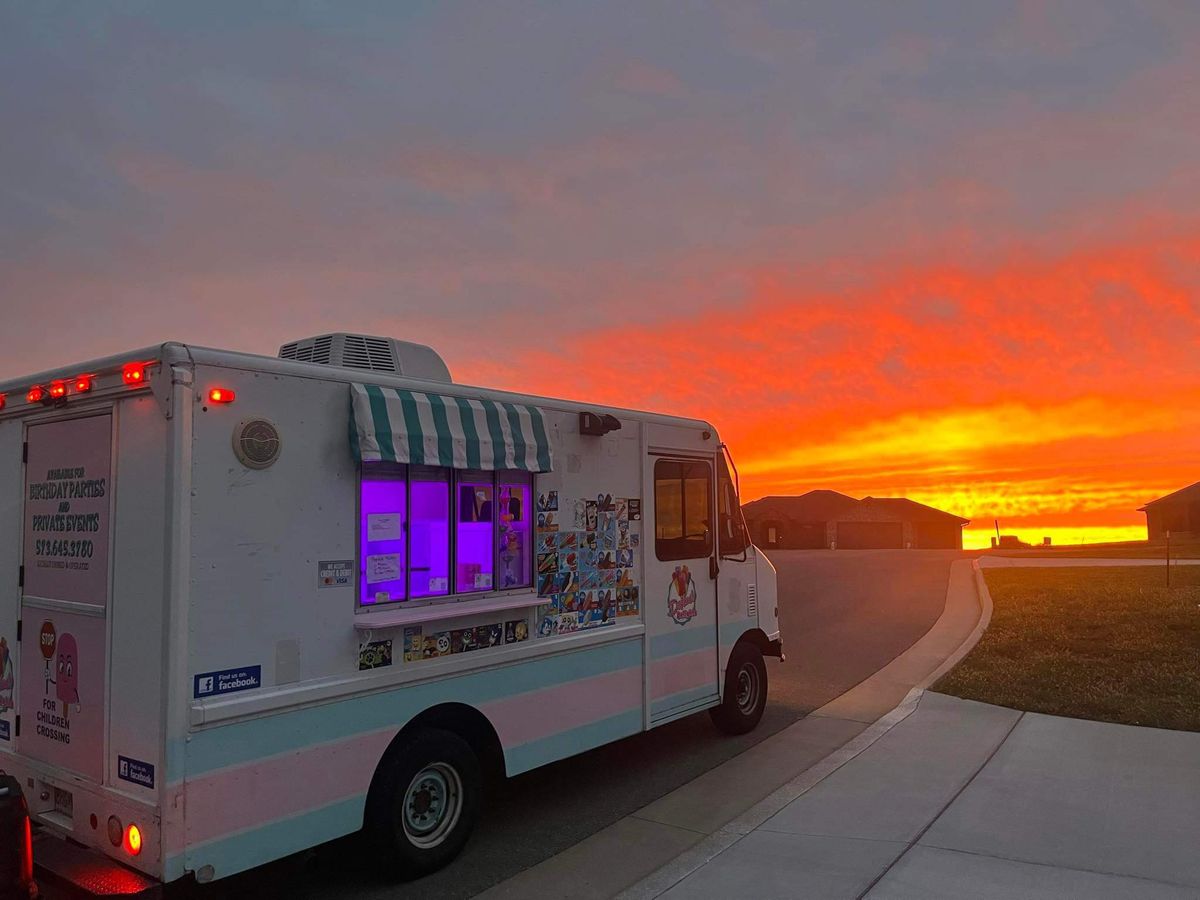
[74,375,93,393]
[124,823,142,856]
[0,394,6,410]
[26,386,45,404]
[49,381,68,400]
[123,363,146,385]
[208,388,236,404]
[21,813,32,885]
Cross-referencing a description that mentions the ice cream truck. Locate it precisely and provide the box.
[0,334,781,891]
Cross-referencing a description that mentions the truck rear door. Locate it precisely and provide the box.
[18,412,113,783]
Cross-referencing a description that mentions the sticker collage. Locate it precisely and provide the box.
[535,490,642,637]
[400,618,530,665]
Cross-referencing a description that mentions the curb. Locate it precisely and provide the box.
[920,558,993,689]
[617,557,992,900]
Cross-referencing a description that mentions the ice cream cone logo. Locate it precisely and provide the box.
[666,565,698,625]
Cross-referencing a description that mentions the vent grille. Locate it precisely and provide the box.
[340,335,397,372]
[278,335,332,364]
[747,584,758,617]
[276,333,451,381]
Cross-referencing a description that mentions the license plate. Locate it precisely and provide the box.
[53,786,73,818]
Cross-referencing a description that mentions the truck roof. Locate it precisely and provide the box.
[0,342,719,436]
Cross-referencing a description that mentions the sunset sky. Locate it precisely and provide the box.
[3,3,1198,548]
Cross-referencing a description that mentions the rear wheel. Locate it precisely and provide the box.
[709,641,768,735]
[365,727,482,880]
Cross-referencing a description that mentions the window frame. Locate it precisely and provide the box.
[358,463,535,609]
[718,457,749,560]
[654,458,715,562]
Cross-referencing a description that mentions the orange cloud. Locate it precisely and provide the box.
[459,231,1200,545]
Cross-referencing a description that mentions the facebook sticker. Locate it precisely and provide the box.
[117,755,155,789]
[193,665,262,699]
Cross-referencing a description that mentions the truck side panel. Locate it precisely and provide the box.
[173,634,643,878]
[179,368,650,881]
[107,396,168,837]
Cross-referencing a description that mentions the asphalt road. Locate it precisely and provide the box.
[184,550,962,900]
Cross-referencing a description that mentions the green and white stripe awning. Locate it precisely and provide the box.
[350,383,554,472]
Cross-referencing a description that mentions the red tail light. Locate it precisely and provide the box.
[124,823,143,856]
[26,386,45,404]
[74,375,93,393]
[49,381,68,400]
[123,363,147,385]
[20,814,31,884]
[208,388,236,404]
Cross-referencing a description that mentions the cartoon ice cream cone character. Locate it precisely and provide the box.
[56,633,80,724]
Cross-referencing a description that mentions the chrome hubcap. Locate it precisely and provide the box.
[402,762,462,848]
[736,664,760,715]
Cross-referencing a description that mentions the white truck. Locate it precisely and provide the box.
[0,333,781,891]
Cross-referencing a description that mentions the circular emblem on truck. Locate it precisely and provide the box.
[233,419,282,469]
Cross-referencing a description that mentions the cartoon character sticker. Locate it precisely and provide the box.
[56,633,80,720]
[0,637,13,712]
[667,565,698,625]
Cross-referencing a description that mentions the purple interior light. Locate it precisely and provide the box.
[360,478,405,605]
[456,481,494,592]
[410,479,450,598]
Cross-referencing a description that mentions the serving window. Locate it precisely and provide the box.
[360,465,533,606]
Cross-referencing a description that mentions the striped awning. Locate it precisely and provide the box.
[350,383,553,472]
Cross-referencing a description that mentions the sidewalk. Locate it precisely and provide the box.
[480,558,987,900]
[625,692,1200,899]
[621,556,1200,899]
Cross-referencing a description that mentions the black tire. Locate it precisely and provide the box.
[709,641,768,735]
[365,726,482,880]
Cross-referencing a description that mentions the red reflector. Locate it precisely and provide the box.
[49,381,68,400]
[123,364,146,385]
[27,386,45,404]
[208,388,236,404]
[74,375,93,393]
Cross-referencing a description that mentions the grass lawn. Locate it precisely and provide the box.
[935,565,1200,732]
[988,538,1200,559]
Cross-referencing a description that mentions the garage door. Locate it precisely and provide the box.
[788,522,827,549]
[836,521,903,549]
[914,522,960,549]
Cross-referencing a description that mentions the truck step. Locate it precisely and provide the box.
[33,832,160,899]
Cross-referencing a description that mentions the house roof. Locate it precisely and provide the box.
[857,497,971,526]
[742,490,860,521]
[1138,481,1200,512]
[743,491,969,526]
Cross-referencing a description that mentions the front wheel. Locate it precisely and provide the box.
[709,642,768,735]
[365,727,482,880]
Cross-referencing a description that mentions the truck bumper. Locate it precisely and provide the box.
[33,830,161,899]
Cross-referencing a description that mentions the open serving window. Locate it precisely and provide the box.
[350,384,552,608]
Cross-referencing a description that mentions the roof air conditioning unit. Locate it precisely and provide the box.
[278,333,452,383]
